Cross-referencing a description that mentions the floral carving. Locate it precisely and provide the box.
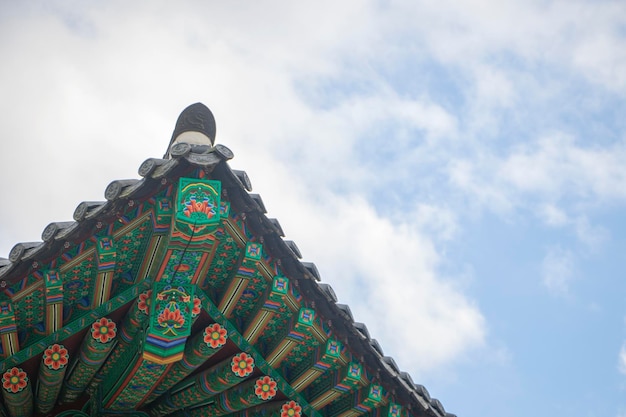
[2,368,27,393]
[231,352,254,377]
[43,344,69,370]
[204,323,227,349]
[255,376,277,400]
[91,318,117,343]
[281,401,302,417]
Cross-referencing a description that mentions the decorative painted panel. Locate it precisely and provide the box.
[143,282,195,364]
[174,177,222,237]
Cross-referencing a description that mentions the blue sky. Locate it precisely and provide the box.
[0,2,625,416]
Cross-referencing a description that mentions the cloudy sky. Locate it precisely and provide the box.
[1,1,625,416]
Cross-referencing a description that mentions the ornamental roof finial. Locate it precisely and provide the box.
[165,102,216,158]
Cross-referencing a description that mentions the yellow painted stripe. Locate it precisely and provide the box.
[266,340,295,367]
[136,235,163,283]
[256,261,273,281]
[224,219,246,246]
[10,280,44,302]
[292,369,322,392]
[244,310,271,343]
[218,278,246,317]
[310,391,338,409]
[93,272,112,308]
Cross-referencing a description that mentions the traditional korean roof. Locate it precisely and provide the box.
[0,104,456,417]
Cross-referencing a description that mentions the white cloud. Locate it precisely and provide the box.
[574,216,609,251]
[383,0,626,92]
[499,135,626,200]
[448,157,515,215]
[535,208,608,250]
[571,9,626,91]
[538,204,569,227]
[447,134,626,249]
[413,203,459,242]
[541,247,575,296]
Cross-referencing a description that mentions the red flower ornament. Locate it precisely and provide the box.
[91,318,117,343]
[192,296,201,317]
[281,401,302,417]
[204,323,227,349]
[255,376,277,400]
[138,290,152,314]
[183,195,217,219]
[157,307,185,332]
[2,368,27,393]
[43,344,69,370]
[231,352,254,377]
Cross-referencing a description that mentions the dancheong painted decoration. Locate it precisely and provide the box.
[0,103,455,417]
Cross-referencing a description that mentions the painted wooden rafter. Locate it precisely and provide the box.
[290,338,345,392]
[182,374,280,417]
[218,400,305,417]
[0,302,19,359]
[36,343,69,414]
[243,276,290,345]
[307,362,366,409]
[265,307,316,368]
[323,383,386,417]
[59,317,118,404]
[135,203,173,285]
[43,270,63,335]
[369,403,405,417]
[1,366,33,417]
[92,236,117,308]
[218,241,264,318]
[146,350,256,416]
[105,355,171,410]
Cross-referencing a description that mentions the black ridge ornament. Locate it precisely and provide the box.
[165,102,217,158]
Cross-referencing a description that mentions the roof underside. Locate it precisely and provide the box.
[0,123,452,417]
